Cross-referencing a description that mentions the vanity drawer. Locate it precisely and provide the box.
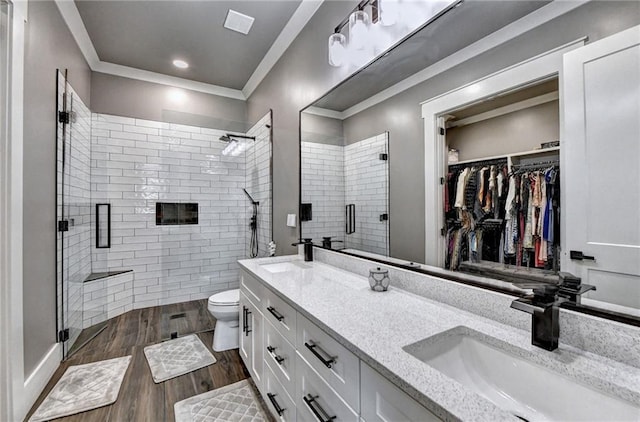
[296,354,358,422]
[264,318,296,398]
[241,270,264,307]
[264,364,297,422]
[360,362,441,422]
[296,313,360,412]
[263,287,297,345]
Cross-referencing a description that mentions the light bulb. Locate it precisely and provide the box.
[349,10,370,51]
[328,33,347,67]
[379,0,399,26]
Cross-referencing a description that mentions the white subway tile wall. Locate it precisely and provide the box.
[344,133,389,255]
[56,72,92,350]
[245,113,272,257]
[301,142,346,242]
[90,112,272,310]
[82,272,134,328]
[301,133,389,255]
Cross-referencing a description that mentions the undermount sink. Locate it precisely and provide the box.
[403,327,640,422]
[260,261,311,273]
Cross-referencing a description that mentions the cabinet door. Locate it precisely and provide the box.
[239,293,252,367]
[240,292,264,391]
[562,25,640,310]
[360,362,441,422]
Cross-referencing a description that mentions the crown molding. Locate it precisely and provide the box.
[55,0,323,101]
[93,61,246,100]
[303,106,344,120]
[243,0,324,98]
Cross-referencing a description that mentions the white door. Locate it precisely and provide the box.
[562,25,640,310]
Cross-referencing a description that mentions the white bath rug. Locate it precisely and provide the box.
[29,355,131,422]
[174,379,268,422]
[144,334,217,383]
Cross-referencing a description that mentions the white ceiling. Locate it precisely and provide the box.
[60,0,320,99]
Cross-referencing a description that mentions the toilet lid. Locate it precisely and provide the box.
[208,288,240,305]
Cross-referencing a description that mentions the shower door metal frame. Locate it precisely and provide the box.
[55,68,71,357]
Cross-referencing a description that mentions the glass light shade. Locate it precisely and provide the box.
[379,0,399,26]
[370,22,394,54]
[328,32,347,67]
[349,10,370,51]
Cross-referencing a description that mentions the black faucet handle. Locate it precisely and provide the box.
[559,272,582,289]
[292,238,314,246]
[532,284,559,304]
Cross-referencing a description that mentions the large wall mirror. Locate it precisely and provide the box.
[300,0,640,326]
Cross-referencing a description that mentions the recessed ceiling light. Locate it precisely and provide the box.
[173,59,189,69]
[224,9,255,35]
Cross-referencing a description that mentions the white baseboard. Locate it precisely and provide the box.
[15,343,61,421]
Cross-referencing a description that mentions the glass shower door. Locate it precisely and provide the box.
[56,70,95,358]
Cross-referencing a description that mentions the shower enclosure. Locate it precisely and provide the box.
[56,77,273,358]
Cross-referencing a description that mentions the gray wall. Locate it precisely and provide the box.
[246,1,360,254]
[341,1,640,263]
[23,0,91,376]
[447,101,560,162]
[300,112,344,146]
[91,72,248,132]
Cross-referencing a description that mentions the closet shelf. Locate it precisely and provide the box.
[449,145,559,166]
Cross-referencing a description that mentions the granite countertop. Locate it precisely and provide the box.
[238,255,640,422]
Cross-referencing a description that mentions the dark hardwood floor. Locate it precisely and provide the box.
[25,299,265,422]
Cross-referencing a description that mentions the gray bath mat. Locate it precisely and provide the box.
[174,379,268,422]
[29,355,131,422]
[144,334,216,383]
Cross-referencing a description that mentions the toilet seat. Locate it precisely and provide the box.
[208,288,240,306]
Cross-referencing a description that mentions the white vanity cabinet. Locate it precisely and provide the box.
[239,269,443,422]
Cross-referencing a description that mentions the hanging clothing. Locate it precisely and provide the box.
[454,168,469,208]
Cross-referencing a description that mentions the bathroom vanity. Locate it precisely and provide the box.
[238,250,640,422]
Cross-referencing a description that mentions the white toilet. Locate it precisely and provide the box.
[208,288,240,351]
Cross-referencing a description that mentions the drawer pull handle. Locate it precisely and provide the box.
[303,394,336,422]
[242,306,252,336]
[267,392,286,416]
[304,341,335,369]
[267,306,285,322]
[267,345,286,365]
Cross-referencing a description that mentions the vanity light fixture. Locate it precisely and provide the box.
[327,0,461,67]
[172,59,189,69]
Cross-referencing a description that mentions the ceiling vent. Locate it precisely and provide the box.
[224,10,255,35]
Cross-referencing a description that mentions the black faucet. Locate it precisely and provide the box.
[511,273,595,351]
[292,238,314,261]
[511,284,562,351]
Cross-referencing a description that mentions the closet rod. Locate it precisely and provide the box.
[511,159,559,171]
[448,158,508,170]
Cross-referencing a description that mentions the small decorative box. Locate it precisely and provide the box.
[369,267,390,292]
